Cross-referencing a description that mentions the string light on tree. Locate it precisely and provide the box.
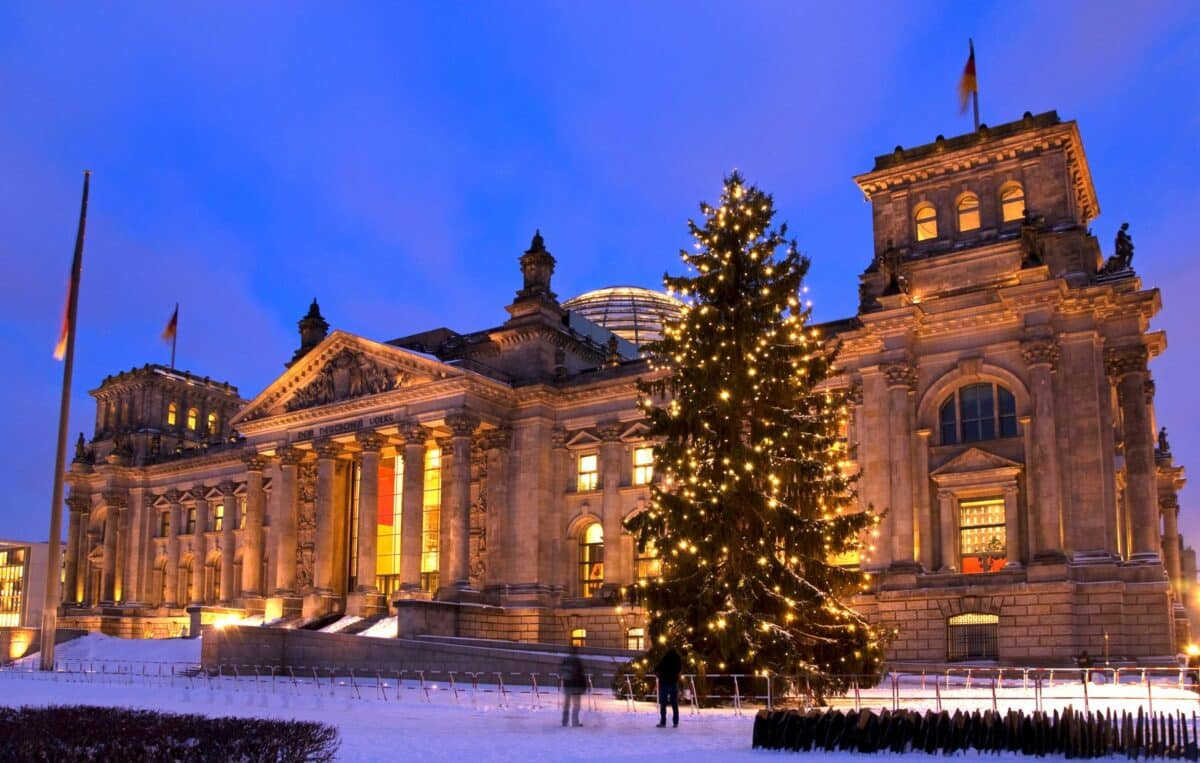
[626,171,886,701]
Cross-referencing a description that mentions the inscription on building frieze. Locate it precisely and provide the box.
[293,413,395,441]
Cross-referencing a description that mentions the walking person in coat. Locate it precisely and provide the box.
[560,646,587,727]
[653,646,682,728]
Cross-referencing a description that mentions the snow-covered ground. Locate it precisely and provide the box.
[3,635,1199,761]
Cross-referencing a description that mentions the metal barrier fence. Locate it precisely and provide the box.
[2,660,1198,718]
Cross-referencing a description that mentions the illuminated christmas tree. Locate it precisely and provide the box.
[628,172,884,699]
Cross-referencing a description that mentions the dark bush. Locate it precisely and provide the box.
[0,705,340,762]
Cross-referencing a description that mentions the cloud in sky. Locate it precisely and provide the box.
[1,1,1199,546]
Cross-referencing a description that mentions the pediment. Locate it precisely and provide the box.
[231,331,460,425]
[566,430,602,448]
[931,447,1022,476]
[619,422,651,442]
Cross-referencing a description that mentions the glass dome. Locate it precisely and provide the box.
[562,286,685,347]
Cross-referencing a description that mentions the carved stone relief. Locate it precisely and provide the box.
[285,348,411,412]
[296,461,317,589]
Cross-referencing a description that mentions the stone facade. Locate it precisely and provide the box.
[59,111,1192,666]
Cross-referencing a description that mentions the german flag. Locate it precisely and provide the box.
[162,303,178,342]
[959,40,978,114]
[52,284,71,360]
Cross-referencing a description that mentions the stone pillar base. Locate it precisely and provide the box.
[882,565,919,590]
[265,594,303,621]
[239,595,267,616]
[1026,559,1069,582]
[1126,552,1163,565]
[301,592,339,620]
[489,583,557,608]
[435,585,483,604]
[346,591,389,618]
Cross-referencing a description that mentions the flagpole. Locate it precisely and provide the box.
[40,171,90,671]
[970,38,980,131]
[170,302,178,370]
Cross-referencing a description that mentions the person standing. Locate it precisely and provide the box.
[560,646,587,727]
[653,646,682,728]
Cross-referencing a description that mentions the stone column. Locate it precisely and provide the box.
[547,427,569,591]
[483,427,512,587]
[884,363,918,569]
[398,421,428,593]
[272,447,302,595]
[937,490,958,572]
[114,504,129,602]
[1106,346,1159,561]
[218,481,237,604]
[355,431,387,592]
[312,440,342,594]
[164,489,182,608]
[598,422,628,587]
[436,438,455,594]
[1022,339,1064,562]
[64,494,86,604]
[1162,495,1183,591]
[913,429,933,571]
[1002,485,1021,568]
[123,488,147,604]
[444,412,478,592]
[188,486,209,605]
[100,494,123,603]
[241,453,268,597]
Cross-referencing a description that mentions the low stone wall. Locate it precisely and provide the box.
[203,625,635,685]
[395,599,639,648]
[854,562,1176,665]
[0,627,87,663]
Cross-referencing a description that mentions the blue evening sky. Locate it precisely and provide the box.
[2,2,1198,545]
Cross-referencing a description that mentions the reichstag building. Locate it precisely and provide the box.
[59,111,1193,664]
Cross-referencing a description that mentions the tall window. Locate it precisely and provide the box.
[633,446,654,486]
[167,402,178,427]
[957,193,980,232]
[915,203,938,241]
[346,461,362,589]
[939,383,1017,445]
[959,497,1007,573]
[238,496,247,529]
[213,503,224,532]
[207,412,219,436]
[421,446,441,593]
[0,547,26,628]
[186,407,198,431]
[635,539,661,582]
[577,453,599,492]
[947,612,999,661]
[159,511,170,538]
[579,522,604,596]
[1000,184,1025,223]
[185,507,196,534]
[376,455,404,597]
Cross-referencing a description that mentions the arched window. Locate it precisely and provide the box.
[186,407,198,431]
[947,612,999,661]
[938,383,1017,444]
[167,402,178,427]
[579,522,604,596]
[1000,184,1025,223]
[207,412,219,436]
[957,193,980,232]
[914,203,938,241]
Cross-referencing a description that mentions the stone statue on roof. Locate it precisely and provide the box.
[1115,222,1134,270]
